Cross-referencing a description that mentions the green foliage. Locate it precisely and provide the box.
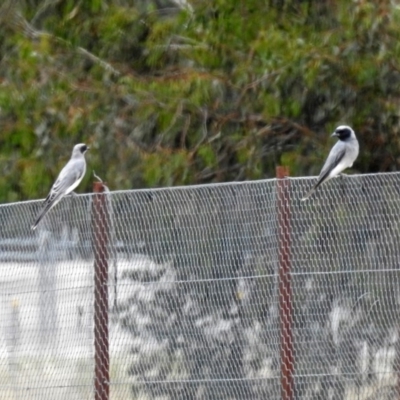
[0,0,400,202]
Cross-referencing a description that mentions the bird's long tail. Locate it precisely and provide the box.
[31,202,53,230]
[301,175,330,201]
[301,186,316,201]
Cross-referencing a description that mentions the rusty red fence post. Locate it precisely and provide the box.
[92,181,110,400]
[276,166,294,400]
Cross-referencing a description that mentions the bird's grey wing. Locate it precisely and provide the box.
[315,143,346,187]
[32,158,85,230]
[42,159,85,209]
[301,142,347,201]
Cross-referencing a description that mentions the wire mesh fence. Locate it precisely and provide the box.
[1,171,400,399]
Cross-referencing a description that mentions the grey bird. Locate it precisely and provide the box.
[31,143,89,230]
[301,125,359,201]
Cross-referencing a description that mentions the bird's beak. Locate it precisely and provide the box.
[331,132,338,138]
[87,146,90,150]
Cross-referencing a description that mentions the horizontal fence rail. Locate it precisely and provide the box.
[0,172,400,399]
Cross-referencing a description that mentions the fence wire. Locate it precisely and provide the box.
[0,173,400,399]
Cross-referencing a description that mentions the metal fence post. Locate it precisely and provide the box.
[276,166,294,400]
[92,181,110,400]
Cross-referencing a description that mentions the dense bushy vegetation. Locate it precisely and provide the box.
[0,0,400,202]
